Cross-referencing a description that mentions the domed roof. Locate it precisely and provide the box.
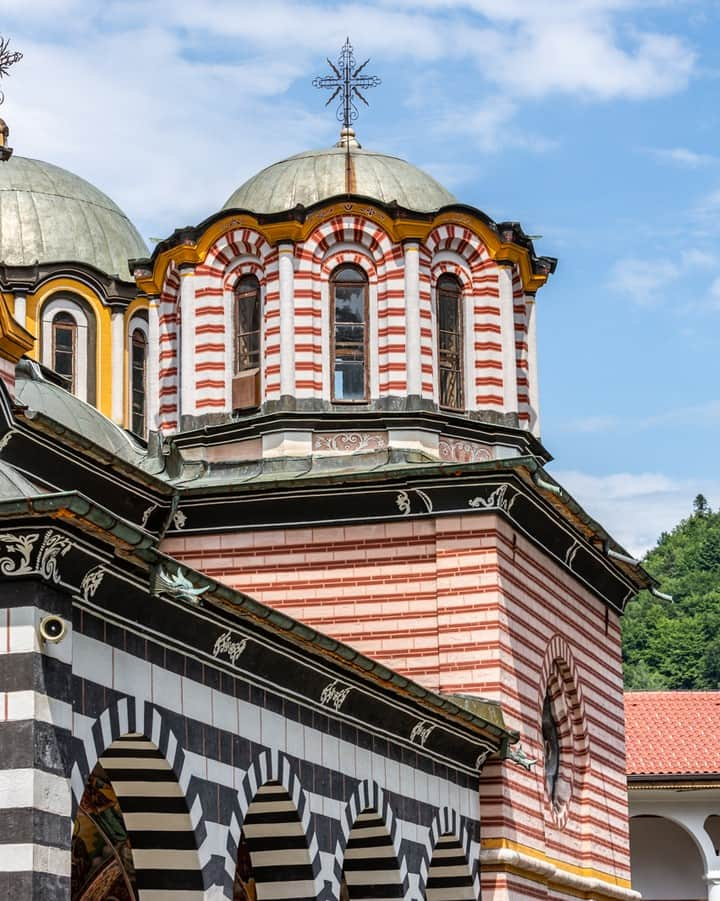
[223,139,456,214]
[14,361,161,474]
[0,156,148,280]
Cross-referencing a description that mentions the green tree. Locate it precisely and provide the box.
[622,497,720,689]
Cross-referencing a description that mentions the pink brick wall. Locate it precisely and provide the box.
[164,513,631,896]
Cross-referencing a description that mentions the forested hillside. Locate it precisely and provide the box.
[622,495,720,689]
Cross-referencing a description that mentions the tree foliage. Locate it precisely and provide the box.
[622,495,720,689]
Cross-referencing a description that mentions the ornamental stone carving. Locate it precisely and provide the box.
[439,437,494,464]
[0,531,38,575]
[313,431,388,454]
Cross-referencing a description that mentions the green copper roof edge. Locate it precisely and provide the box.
[177,454,538,496]
[0,489,514,745]
[17,409,172,494]
[0,491,155,549]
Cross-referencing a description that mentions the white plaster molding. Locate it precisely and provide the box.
[404,242,421,397]
[13,293,26,329]
[110,310,125,424]
[147,301,160,432]
[278,242,295,398]
[479,848,640,900]
[368,280,379,399]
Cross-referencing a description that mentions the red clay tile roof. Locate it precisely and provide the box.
[625,691,720,777]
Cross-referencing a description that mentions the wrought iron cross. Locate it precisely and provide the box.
[313,38,381,129]
[0,35,22,106]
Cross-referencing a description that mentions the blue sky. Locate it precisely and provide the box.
[2,0,720,554]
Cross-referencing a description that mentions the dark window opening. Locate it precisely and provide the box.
[52,312,76,392]
[235,275,261,373]
[332,265,368,401]
[131,329,147,436]
[437,275,463,409]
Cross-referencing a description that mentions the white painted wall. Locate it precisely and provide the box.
[630,815,706,900]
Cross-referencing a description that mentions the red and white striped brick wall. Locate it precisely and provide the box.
[149,215,537,431]
[157,263,180,433]
[513,267,531,425]
[418,246,434,399]
[164,515,632,896]
[194,228,276,413]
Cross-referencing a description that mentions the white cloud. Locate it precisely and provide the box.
[647,146,716,167]
[608,258,680,305]
[551,468,720,557]
[561,399,720,434]
[563,414,621,434]
[0,0,698,238]
[680,248,718,268]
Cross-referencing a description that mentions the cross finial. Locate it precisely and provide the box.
[313,38,381,137]
[0,36,22,107]
[0,36,21,162]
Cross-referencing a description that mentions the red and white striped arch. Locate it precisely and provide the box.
[298,216,404,399]
[194,228,278,410]
[426,225,505,411]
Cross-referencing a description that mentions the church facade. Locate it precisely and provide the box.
[0,86,651,900]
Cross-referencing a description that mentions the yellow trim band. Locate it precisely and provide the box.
[480,838,635,899]
[135,202,549,297]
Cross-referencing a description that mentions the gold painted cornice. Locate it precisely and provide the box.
[0,294,34,362]
[135,202,550,296]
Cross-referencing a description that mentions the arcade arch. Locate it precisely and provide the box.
[71,732,203,899]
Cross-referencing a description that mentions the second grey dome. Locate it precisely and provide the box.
[223,145,456,214]
[0,156,148,280]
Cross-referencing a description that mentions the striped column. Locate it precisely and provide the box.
[278,242,296,401]
[179,267,197,421]
[404,241,421,399]
[472,263,503,411]
[425,835,475,900]
[98,734,204,897]
[342,808,404,899]
[158,268,180,433]
[497,266,519,417]
[512,269,530,426]
[0,589,73,899]
[526,295,540,436]
[418,249,434,400]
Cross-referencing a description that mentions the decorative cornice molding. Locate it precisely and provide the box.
[132,199,555,297]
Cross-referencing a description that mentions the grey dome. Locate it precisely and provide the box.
[223,145,456,214]
[0,156,148,280]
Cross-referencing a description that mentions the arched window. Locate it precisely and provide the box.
[42,295,96,403]
[235,275,261,373]
[436,275,463,409]
[130,328,147,436]
[331,265,368,401]
[52,312,76,392]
